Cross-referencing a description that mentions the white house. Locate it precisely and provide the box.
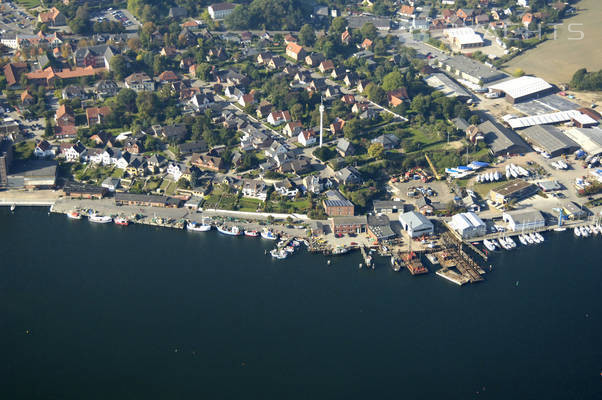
[167,162,185,181]
[267,110,291,126]
[63,142,87,162]
[189,93,214,111]
[115,153,131,169]
[274,180,298,197]
[207,3,237,20]
[298,129,316,147]
[34,140,55,158]
[242,179,268,201]
[101,148,122,166]
[264,141,288,158]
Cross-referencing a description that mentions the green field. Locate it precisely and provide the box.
[16,0,41,9]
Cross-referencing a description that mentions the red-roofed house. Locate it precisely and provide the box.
[298,129,316,146]
[3,62,28,87]
[55,104,75,126]
[361,38,373,50]
[341,29,351,45]
[157,70,179,83]
[330,117,345,135]
[267,110,292,126]
[86,106,112,127]
[318,60,335,73]
[38,7,66,26]
[387,88,409,107]
[285,42,305,61]
[399,5,415,18]
[238,93,255,108]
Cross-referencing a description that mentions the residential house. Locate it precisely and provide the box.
[283,121,303,137]
[305,53,324,67]
[336,138,355,157]
[189,92,215,111]
[318,60,335,74]
[125,156,147,176]
[167,162,190,181]
[20,90,34,106]
[256,102,273,119]
[125,72,155,92]
[267,56,286,70]
[86,106,112,127]
[293,70,312,84]
[415,196,434,215]
[2,62,28,88]
[178,140,208,155]
[242,179,268,201]
[147,154,167,174]
[89,131,114,147]
[225,86,244,99]
[285,42,305,61]
[257,51,273,65]
[341,29,351,45]
[55,124,77,139]
[55,104,75,126]
[341,94,356,105]
[330,117,346,136]
[398,5,415,19]
[157,70,179,84]
[274,178,298,197]
[343,72,358,87]
[191,153,224,171]
[123,138,143,154]
[238,93,255,108]
[387,88,409,107]
[62,142,87,162]
[361,38,373,50]
[34,140,54,158]
[335,166,362,185]
[324,86,341,99]
[279,158,311,174]
[153,124,188,141]
[267,110,292,126]
[298,129,316,146]
[62,85,87,100]
[352,102,370,114]
[95,80,119,98]
[371,134,400,150]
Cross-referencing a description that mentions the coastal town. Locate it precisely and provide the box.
[1,0,602,285]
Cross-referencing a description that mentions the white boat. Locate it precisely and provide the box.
[553,227,566,232]
[261,229,278,240]
[67,210,81,219]
[493,171,500,181]
[483,239,496,251]
[89,214,112,223]
[270,248,288,259]
[535,232,544,242]
[584,225,592,234]
[574,227,581,237]
[217,225,242,236]
[524,234,534,244]
[580,226,589,237]
[529,232,540,244]
[187,220,212,232]
[506,236,516,248]
[506,169,511,180]
[589,225,598,235]
[114,217,129,226]
[518,234,528,246]
[10,204,15,211]
[245,230,259,237]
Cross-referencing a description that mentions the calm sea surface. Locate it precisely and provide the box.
[0,208,600,399]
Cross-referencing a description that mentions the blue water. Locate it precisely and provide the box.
[0,208,600,399]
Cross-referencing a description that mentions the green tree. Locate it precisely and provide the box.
[299,24,316,46]
[116,88,138,113]
[360,23,377,40]
[365,83,386,104]
[382,70,404,91]
[109,55,129,80]
[44,118,53,138]
[343,118,361,141]
[329,17,347,36]
[368,143,385,159]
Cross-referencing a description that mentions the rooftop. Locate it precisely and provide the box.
[489,76,552,99]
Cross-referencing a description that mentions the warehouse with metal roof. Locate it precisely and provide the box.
[519,125,579,157]
[436,55,507,85]
[489,76,554,103]
[449,212,486,239]
[563,127,602,155]
[424,73,472,101]
[507,109,598,129]
[478,120,530,156]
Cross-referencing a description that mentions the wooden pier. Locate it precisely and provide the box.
[360,245,373,268]
[438,233,485,284]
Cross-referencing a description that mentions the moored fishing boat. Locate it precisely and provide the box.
[114,217,129,226]
[89,214,112,223]
[217,225,242,236]
[187,220,212,232]
[270,248,288,259]
[261,228,278,240]
[67,210,81,219]
[245,230,259,237]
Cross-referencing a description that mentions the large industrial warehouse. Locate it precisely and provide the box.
[519,125,580,157]
[563,127,602,155]
[489,76,554,104]
[478,120,530,156]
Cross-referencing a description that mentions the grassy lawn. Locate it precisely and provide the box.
[164,181,177,196]
[16,0,41,8]
[473,181,506,197]
[239,197,262,212]
[145,177,162,192]
[13,141,35,160]
[111,168,125,178]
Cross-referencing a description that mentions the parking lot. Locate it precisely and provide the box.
[92,8,141,31]
[0,1,35,34]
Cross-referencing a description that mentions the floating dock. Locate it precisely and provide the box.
[436,268,470,286]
